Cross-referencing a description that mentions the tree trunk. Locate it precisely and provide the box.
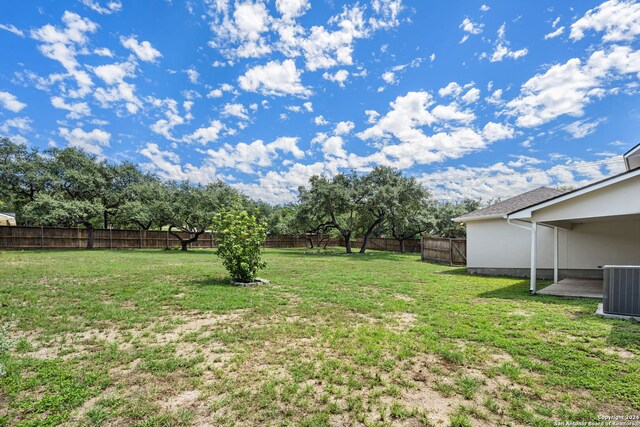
[103,210,108,229]
[344,233,352,254]
[85,223,95,249]
[359,218,384,254]
[359,234,370,254]
[305,235,314,249]
[169,226,204,252]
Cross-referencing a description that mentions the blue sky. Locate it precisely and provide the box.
[1,0,640,203]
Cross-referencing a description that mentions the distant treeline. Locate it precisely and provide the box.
[0,137,480,252]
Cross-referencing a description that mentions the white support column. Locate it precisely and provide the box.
[553,227,559,284]
[530,221,537,294]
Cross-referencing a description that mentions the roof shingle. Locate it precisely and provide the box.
[455,187,566,221]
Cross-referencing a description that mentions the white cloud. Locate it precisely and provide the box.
[139,143,189,181]
[59,127,110,156]
[431,103,476,123]
[30,11,98,98]
[209,0,272,59]
[563,118,607,139]
[238,59,311,97]
[314,115,329,125]
[120,35,162,62]
[312,133,348,158]
[461,87,480,104]
[207,89,224,98]
[507,45,640,127]
[544,26,565,40]
[459,17,483,43]
[183,120,226,145]
[480,4,490,12]
[482,23,528,62]
[92,61,141,113]
[149,98,188,141]
[222,103,249,120]
[296,5,368,70]
[207,0,401,72]
[322,69,349,87]
[439,82,463,97]
[334,121,355,135]
[0,117,32,134]
[571,0,640,42]
[51,96,91,119]
[276,0,310,20]
[94,47,114,57]
[0,91,27,112]
[482,122,514,142]
[417,156,625,201]
[79,0,122,14]
[231,161,329,204]
[357,91,511,168]
[382,71,397,84]
[200,136,306,174]
[268,136,305,158]
[185,67,199,84]
[93,61,135,85]
[207,83,234,98]
[0,24,24,37]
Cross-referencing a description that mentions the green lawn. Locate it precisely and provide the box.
[1,249,639,426]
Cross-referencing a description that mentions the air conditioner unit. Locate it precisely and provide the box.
[603,265,640,317]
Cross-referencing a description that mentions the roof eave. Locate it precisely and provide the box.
[453,213,506,222]
[506,168,640,219]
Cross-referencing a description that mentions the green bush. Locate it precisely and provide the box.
[212,208,267,283]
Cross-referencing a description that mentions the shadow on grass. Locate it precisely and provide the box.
[188,276,236,287]
[271,249,392,261]
[477,281,603,308]
[432,267,470,275]
[608,321,640,349]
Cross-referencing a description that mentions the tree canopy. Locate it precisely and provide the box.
[0,138,484,251]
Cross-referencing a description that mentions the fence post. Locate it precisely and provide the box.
[211,232,214,248]
[449,238,453,266]
[40,226,44,249]
[165,230,169,248]
[109,227,113,249]
[140,229,143,249]
[77,227,81,248]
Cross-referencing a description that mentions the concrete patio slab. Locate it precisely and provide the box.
[537,278,603,298]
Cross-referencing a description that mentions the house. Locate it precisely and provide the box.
[455,144,640,295]
[0,212,16,226]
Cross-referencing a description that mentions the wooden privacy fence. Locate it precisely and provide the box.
[0,226,467,265]
[421,236,467,265]
[347,236,422,253]
[0,226,335,250]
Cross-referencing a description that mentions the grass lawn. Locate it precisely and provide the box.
[1,248,639,426]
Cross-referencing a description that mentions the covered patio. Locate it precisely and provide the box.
[537,278,603,298]
[506,165,640,298]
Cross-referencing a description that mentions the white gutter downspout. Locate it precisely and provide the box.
[553,227,559,284]
[530,222,537,294]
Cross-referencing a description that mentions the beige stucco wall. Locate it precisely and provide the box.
[466,217,640,270]
[466,219,557,269]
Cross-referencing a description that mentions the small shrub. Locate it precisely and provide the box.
[212,208,267,283]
